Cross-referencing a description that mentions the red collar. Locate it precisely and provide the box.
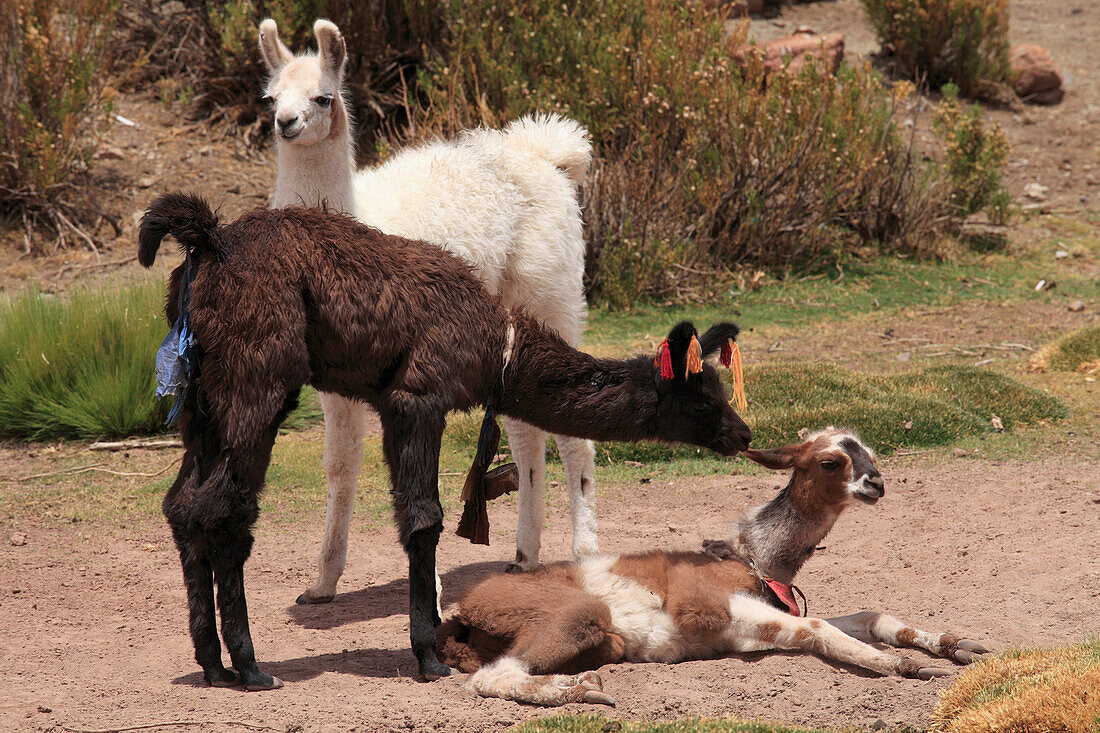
[763,577,806,617]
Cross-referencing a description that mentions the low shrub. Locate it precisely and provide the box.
[0,0,120,250]
[932,84,1010,222]
[412,1,954,307]
[931,638,1100,733]
[861,0,1011,100]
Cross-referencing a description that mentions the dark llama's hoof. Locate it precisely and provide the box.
[204,667,241,688]
[420,657,452,681]
[296,591,335,605]
[241,671,284,691]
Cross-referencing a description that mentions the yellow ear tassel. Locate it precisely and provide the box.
[686,334,703,374]
[728,342,748,412]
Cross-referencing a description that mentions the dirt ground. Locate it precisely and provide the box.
[2,453,1099,733]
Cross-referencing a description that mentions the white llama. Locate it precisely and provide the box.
[259,18,598,603]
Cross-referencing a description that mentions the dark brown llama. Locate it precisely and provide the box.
[137,193,752,690]
[437,428,990,706]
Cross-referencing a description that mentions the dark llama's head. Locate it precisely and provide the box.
[653,321,752,457]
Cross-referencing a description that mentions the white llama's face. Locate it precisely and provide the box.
[264,58,339,147]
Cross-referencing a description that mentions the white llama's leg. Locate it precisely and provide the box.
[501,417,546,572]
[297,392,369,604]
[554,436,598,559]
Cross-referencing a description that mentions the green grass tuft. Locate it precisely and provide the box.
[1033,325,1100,373]
[0,284,172,440]
[932,638,1100,733]
[592,362,1064,464]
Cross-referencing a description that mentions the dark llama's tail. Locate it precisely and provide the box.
[138,192,221,268]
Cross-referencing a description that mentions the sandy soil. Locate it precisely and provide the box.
[2,453,1099,733]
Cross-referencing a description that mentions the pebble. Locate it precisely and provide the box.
[1023,182,1049,201]
[1067,301,1085,312]
[10,532,26,546]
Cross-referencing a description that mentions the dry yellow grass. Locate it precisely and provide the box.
[931,639,1100,733]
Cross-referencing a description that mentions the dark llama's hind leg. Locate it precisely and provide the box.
[164,453,239,687]
[381,398,450,680]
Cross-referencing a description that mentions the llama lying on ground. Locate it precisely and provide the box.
[139,193,752,689]
[437,428,989,706]
[258,19,597,606]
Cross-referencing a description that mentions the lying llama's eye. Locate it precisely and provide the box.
[260,94,274,106]
[820,460,839,470]
[314,95,333,108]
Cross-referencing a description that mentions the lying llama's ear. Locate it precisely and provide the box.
[314,19,346,81]
[655,321,701,381]
[258,19,293,73]
[742,446,800,471]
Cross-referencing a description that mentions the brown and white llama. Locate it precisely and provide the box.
[258,19,598,606]
[437,428,989,706]
[138,193,752,689]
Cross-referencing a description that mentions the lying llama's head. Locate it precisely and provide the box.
[744,427,884,507]
[651,321,752,457]
[258,18,346,146]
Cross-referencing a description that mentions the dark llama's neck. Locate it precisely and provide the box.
[733,478,842,585]
[495,313,658,443]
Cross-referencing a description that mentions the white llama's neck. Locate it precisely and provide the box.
[271,117,355,214]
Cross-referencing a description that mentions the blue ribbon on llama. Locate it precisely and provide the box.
[155,256,198,424]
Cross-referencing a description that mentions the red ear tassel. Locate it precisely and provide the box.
[720,339,733,368]
[655,339,674,380]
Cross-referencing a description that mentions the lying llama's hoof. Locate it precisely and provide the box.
[583,690,617,707]
[917,667,955,680]
[295,590,335,605]
[946,637,990,664]
[204,667,240,688]
[242,671,284,691]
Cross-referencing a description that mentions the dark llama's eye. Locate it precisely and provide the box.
[821,460,838,470]
[315,95,333,108]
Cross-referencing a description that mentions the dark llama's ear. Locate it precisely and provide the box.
[742,446,800,470]
[314,19,346,81]
[258,19,293,73]
[699,322,741,358]
[656,321,700,381]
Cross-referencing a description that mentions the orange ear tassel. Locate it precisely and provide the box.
[686,334,703,374]
[727,341,748,412]
[655,340,674,380]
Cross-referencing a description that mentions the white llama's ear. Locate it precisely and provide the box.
[314,19,346,81]
[258,18,293,73]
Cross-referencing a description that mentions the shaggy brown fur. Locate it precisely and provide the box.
[138,193,751,689]
[437,430,990,707]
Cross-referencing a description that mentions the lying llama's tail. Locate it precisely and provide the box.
[503,113,593,187]
[138,192,221,267]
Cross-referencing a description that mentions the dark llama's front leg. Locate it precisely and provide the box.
[382,401,450,680]
[407,524,449,679]
[214,556,282,690]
